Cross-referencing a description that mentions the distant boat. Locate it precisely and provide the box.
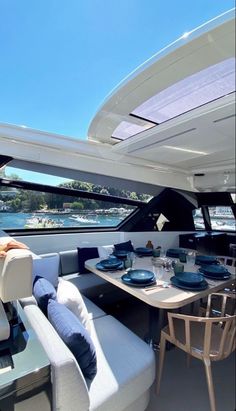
[69,215,99,224]
[211,220,236,231]
[25,216,63,229]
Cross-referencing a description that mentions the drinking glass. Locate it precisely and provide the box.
[152,265,164,280]
[187,251,196,265]
[124,257,132,270]
[129,252,136,267]
[160,248,166,257]
[173,262,184,276]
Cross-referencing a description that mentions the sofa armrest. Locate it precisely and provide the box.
[23,304,90,411]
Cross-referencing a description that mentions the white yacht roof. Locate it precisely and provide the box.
[0,9,235,193]
[88,9,235,189]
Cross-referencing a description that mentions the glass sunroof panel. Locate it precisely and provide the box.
[132,58,235,123]
[112,120,155,140]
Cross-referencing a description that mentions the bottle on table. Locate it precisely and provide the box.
[146,240,154,249]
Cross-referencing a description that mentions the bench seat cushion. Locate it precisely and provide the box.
[63,273,113,298]
[22,304,155,411]
[82,295,106,320]
[89,315,155,411]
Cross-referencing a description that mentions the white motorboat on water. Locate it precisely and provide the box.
[25,216,63,228]
[0,7,235,411]
[69,214,99,224]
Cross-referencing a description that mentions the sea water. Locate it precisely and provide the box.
[0,212,123,229]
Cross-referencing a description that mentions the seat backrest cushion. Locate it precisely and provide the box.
[59,250,79,276]
[33,253,59,287]
[48,299,97,382]
[0,248,33,302]
[77,247,99,274]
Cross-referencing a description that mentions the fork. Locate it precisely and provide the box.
[144,282,171,291]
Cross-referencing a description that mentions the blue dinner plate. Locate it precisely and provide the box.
[200,273,231,281]
[195,255,219,265]
[176,272,204,286]
[121,273,156,287]
[170,276,208,291]
[166,248,186,257]
[96,262,123,271]
[128,269,155,283]
[100,258,121,268]
[135,247,153,255]
[113,250,129,259]
[199,264,229,275]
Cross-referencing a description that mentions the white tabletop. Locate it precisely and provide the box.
[85,257,235,309]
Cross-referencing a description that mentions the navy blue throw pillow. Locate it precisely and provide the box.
[114,240,134,252]
[33,276,57,315]
[48,299,97,382]
[77,247,99,274]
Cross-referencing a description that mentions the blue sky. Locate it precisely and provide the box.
[1,0,235,184]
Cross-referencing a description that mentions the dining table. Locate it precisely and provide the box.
[85,256,235,347]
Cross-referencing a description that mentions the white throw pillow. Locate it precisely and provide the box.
[56,278,91,334]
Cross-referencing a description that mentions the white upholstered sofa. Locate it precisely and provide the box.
[18,248,156,411]
[23,301,155,411]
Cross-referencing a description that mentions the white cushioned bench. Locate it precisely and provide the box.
[23,302,155,411]
[59,250,113,297]
[20,247,155,411]
[59,249,127,303]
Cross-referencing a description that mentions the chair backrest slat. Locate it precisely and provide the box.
[221,294,227,317]
[167,293,236,362]
[203,321,212,357]
[217,319,231,358]
[185,318,191,352]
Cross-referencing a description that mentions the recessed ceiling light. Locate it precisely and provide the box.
[163,145,207,155]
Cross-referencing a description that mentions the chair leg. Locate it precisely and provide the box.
[156,332,166,395]
[203,358,216,411]
[186,353,191,368]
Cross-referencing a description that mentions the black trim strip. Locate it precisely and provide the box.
[0,178,145,207]
[129,128,196,153]
[129,113,159,125]
[213,113,236,123]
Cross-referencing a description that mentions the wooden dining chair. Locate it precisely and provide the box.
[156,293,236,411]
[217,255,236,268]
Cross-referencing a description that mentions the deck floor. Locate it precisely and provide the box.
[101,295,236,411]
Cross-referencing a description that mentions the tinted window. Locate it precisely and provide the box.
[0,186,137,230]
[192,208,205,230]
[209,206,236,231]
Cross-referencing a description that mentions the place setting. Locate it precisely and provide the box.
[95,257,124,271]
[169,262,208,291]
[195,255,220,266]
[112,250,130,259]
[198,264,231,280]
[134,247,153,257]
[121,269,157,288]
